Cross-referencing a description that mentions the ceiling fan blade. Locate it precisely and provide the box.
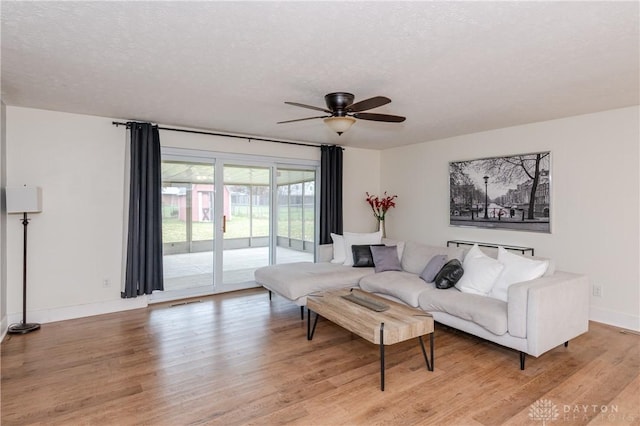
[347,96,391,112]
[353,112,406,123]
[284,102,332,113]
[277,115,328,124]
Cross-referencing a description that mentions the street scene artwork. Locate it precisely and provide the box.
[449,152,551,233]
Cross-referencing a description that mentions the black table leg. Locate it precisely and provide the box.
[430,332,434,371]
[418,332,435,372]
[380,323,385,391]
[307,309,319,340]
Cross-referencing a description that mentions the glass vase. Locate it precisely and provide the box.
[378,218,386,238]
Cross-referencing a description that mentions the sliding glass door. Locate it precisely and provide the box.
[221,163,271,287]
[158,150,318,300]
[161,160,215,293]
[276,168,315,264]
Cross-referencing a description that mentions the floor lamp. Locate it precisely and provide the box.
[6,186,43,334]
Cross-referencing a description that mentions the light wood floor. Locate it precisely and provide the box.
[2,288,639,425]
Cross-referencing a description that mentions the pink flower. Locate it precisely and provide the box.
[365,192,397,220]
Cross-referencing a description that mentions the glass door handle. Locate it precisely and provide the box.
[222,215,226,233]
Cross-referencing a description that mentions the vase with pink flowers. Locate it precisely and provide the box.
[365,192,397,238]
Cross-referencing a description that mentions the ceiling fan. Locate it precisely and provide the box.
[278,92,406,135]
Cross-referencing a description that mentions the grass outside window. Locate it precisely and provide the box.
[162,206,314,243]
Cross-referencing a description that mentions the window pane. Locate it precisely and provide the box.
[161,160,215,292]
[276,168,316,264]
[223,165,270,285]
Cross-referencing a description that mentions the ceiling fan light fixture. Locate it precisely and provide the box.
[324,116,356,135]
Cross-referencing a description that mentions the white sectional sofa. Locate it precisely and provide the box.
[254,239,590,369]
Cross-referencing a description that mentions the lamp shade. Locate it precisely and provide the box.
[324,116,356,135]
[6,186,43,214]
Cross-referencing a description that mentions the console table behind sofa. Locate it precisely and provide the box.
[446,240,534,256]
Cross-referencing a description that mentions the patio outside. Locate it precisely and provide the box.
[163,246,313,291]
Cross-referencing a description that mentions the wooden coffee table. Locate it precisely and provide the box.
[306,288,434,391]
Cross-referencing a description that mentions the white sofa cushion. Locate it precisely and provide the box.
[490,247,549,302]
[359,271,429,307]
[400,242,465,275]
[418,287,508,336]
[254,262,372,301]
[455,244,504,296]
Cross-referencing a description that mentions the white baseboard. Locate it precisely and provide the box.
[590,306,640,332]
[6,296,149,326]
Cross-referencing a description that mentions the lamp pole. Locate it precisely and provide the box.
[6,186,42,334]
[483,175,489,219]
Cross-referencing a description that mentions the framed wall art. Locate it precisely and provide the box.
[449,151,551,233]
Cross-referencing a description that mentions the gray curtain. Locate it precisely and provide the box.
[319,145,343,244]
[122,122,164,298]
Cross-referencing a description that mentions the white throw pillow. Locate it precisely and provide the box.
[490,247,549,302]
[455,244,505,296]
[330,233,346,264]
[342,230,383,266]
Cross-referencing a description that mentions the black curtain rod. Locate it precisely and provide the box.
[112,121,340,149]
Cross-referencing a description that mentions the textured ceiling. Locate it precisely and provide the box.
[1,1,638,150]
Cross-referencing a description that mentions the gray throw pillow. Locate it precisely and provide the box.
[370,245,403,273]
[420,255,448,283]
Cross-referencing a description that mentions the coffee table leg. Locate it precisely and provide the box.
[307,309,319,340]
[419,333,435,372]
[380,323,385,391]
[430,332,434,371]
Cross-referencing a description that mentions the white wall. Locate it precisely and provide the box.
[5,107,140,324]
[1,101,7,337]
[343,147,381,233]
[381,106,640,331]
[3,106,379,324]
[159,125,323,161]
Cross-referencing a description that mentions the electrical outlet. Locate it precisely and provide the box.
[592,284,602,297]
[102,279,111,288]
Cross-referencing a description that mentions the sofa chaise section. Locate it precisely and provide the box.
[255,262,373,306]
